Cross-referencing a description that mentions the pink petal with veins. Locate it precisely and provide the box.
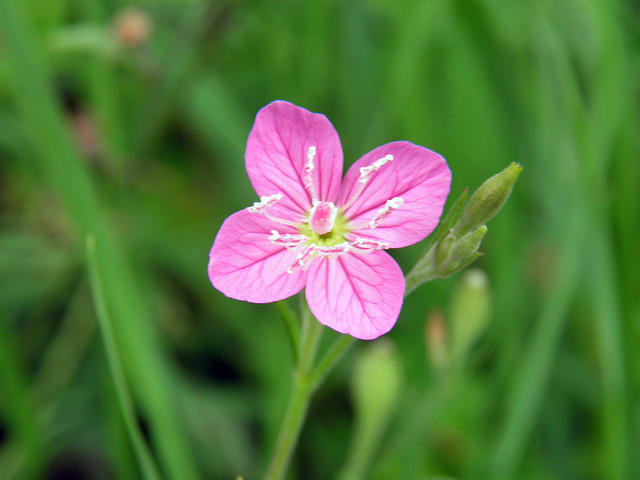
[305,251,405,340]
[245,101,344,220]
[208,210,307,303]
[338,141,451,248]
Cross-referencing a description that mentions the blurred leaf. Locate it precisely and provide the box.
[179,382,254,478]
[48,25,119,57]
[0,232,75,310]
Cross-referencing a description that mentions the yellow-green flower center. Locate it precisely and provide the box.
[299,209,351,246]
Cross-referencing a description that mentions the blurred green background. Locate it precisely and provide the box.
[0,0,638,479]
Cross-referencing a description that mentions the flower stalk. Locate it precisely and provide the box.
[264,372,313,480]
[265,301,354,480]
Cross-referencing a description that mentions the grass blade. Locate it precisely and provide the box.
[86,235,162,480]
[0,2,199,478]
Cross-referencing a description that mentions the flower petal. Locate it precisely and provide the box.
[305,251,405,340]
[208,209,307,303]
[338,141,451,248]
[245,100,344,218]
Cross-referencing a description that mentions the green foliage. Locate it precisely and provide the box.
[0,0,637,479]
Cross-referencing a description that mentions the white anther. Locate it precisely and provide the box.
[358,154,394,184]
[303,145,317,196]
[285,237,358,274]
[269,229,308,248]
[368,196,403,229]
[386,197,404,209]
[350,237,389,253]
[306,146,316,172]
[247,193,283,213]
[315,242,352,256]
[287,244,316,274]
[246,192,302,228]
[341,154,395,212]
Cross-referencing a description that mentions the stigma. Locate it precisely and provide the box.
[308,200,337,235]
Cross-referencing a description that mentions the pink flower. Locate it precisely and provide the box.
[208,101,451,340]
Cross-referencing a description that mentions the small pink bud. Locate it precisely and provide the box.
[113,8,152,47]
[425,309,448,369]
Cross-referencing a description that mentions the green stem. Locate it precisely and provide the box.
[298,301,323,372]
[309,335,356,390]
[276,301,301,363]
[404,262,437,297]
[264,300,323,480]
[264,373,313,480]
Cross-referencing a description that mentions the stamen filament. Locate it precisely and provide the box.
[284,236,392,273]
[265,211,301,228]
[269,230,309,249]
[348,196,404,231]
[247,193,283,213]
[246,192,301,228]
[287,244,316,274]
[368,197,404,229]
[341,154,394,212]
[315,242,351,256]
[349,236,389,253]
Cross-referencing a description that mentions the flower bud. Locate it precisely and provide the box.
[434,231,455,266]
[425,309,448,370]
[342,341,402,480]
[454,162,522,237]
[437,225,487,277]
[450,269,491,365]
[113,8,152,47]
[352,340,401,431]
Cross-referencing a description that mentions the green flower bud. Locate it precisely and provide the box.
[454,162,522,237]
[434,231,455,266]
[450,269,491,365]
[352,341,402,425]
[341,341,402,480]
[425,308,448,370]
[423,188,469,253]
[437,225,487,277]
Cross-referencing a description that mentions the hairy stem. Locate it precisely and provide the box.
[264,373,313,480]
[264,301,323,480]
